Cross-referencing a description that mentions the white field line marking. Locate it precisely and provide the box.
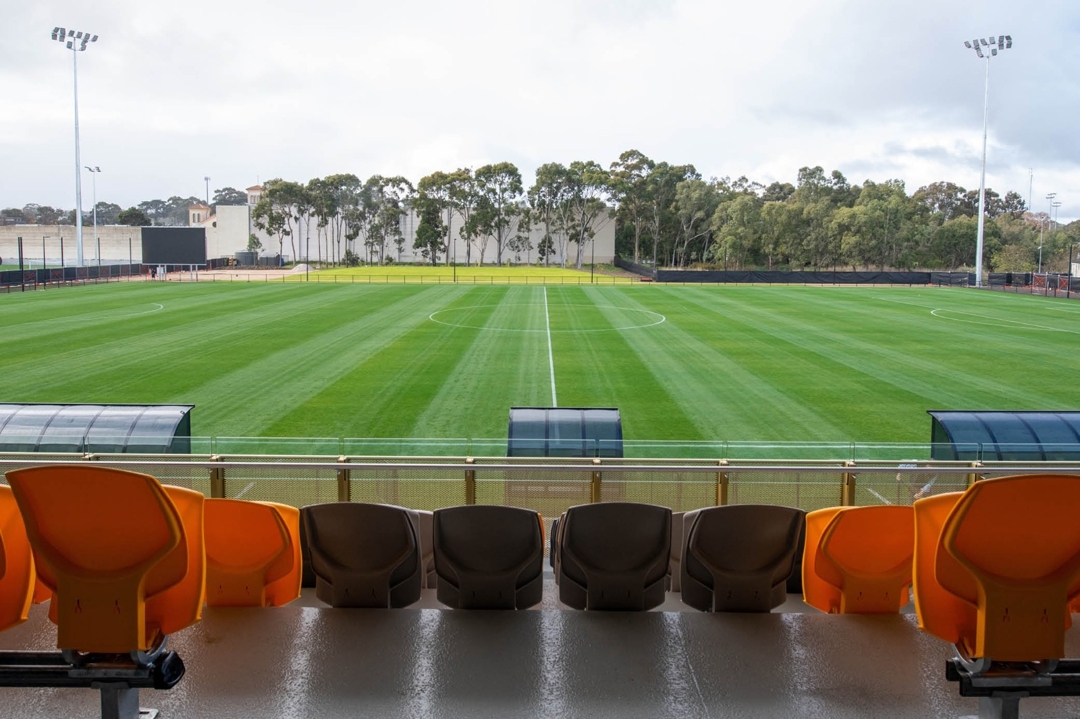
[544,287,557,407]
[929,308,1080,333]
[235,481,256,499]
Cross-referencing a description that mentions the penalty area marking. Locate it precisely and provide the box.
[930,308,1080,334]
[427,304,666,333]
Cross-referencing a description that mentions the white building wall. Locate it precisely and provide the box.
[0,225,142,265]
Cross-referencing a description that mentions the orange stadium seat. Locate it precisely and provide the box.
[259,502,302,607]
[5,466,197,654]
[912,492,977,655]
[803,505,914,614]
[935,475,1080,662]
[0,485,36,633]
[204,498,295,608]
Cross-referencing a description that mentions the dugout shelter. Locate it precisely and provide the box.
[0,403,194,454]
[507,407,623,458]
[928,410,1080,461]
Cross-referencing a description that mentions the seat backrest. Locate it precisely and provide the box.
[681,504,804,612]
[301,502,421,608]
[912,493,976,653]
[817,505,914,614]
[801,507,845,613]
[204,498,291,607]
[259,502,302,607]
[6,465,187,653]
[0,485,35,633]
[558,502,671,611]
[433,505,543,609]
[941,474,1080,661]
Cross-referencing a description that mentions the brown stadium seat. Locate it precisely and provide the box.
[301,502,422,608]
[803,505,914,614]
[433,505,544,609]
[204,498,296,607]
[0,485,36,633]
[558,502,671,611]
[680,505,804,612]
[6,466,200,654]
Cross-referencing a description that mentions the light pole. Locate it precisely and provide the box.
[86,166,100,265]
[964,34,1011,288]
[51,27,98,267]
[204,176,211,207]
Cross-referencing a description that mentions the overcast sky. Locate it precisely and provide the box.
[3,0,1078,221]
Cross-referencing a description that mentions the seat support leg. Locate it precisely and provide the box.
[977,692,1026,719]
[95,682,158,719]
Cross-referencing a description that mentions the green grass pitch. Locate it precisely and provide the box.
[1,278,1078,452]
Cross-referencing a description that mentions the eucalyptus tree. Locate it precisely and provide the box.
[672,178,721,266]
[417,169,471,265]
[609,150,655,263]
[413,200,446,266]
[647,163,698,267]
[251,179,295,259]
[528,163,572,267]
[363,175,413,264]
[711,193,762,270]
[564,160,612,270]
[473,162,524,266]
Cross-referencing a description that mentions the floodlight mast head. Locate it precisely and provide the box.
[965,33,1012,288]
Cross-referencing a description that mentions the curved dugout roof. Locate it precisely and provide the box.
[0,404,194,454]
[508,407,623,458]
[928,410,1080,461]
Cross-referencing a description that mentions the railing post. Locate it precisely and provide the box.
[841,461,857,506]
[209,455,225,498]
[590,458,602,503]
[716,460,729,506]
[967,461,982,487]
[336,456,351,502]
[465,457,476,505]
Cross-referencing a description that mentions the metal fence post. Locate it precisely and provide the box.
[841,461,857,506]
[210,455,225,498]
[465,457,476,505]
[590,458,602,503]
[717,460,729,506]
[336,456,351,502]
[967,461,982,487]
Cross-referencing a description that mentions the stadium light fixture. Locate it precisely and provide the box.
[85,167,101,265]
[52,26,99,267]
[964,34,1011,287]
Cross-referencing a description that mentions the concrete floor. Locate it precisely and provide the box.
[2,577,1080,719]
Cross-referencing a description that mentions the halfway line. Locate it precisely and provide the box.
[544,287,557,407]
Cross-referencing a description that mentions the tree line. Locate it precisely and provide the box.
[5,153,1076,272]
[250,161,609,269]
[0,187,249,230]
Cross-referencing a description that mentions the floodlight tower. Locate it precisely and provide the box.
[85,166,100,264]
[963,34,1011,287]
[51,27,99,267]
[204,176,211,207]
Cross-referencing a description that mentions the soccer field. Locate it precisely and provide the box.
[1,280,1078,449]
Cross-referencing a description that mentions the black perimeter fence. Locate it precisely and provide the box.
[614,257,973,286]
[0,258,235,291]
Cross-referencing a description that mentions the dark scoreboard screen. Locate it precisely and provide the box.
[141,227,207,264]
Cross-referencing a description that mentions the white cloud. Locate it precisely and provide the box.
[2,0,1078,221]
